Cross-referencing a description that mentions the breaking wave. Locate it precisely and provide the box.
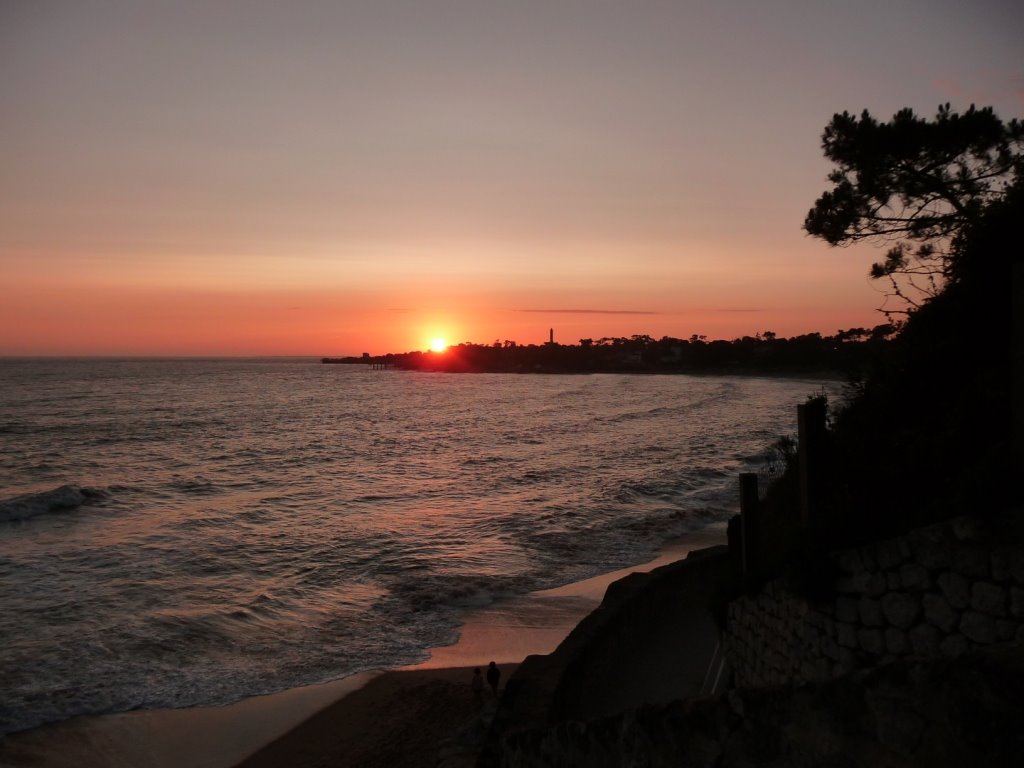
[0,484,103,523]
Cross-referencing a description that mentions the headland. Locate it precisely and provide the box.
[322,327,891,376]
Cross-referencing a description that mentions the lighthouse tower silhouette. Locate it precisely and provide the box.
[548,328,554,345]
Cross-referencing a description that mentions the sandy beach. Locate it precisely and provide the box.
[0,525,726,768]
[235,665,516,768]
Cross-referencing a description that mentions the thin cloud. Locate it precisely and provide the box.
[517,309,661,315]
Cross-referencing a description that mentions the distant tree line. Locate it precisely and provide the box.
[323,326,894,377]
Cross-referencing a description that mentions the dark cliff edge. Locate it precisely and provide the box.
[475,517,1023,768]
[489,645,1023,768]
[476,546,732,766]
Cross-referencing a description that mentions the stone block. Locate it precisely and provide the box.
[836,621,858,648]
[900,563,931,591]
[822,636,841,661]
[885,627,909,655]
[814,658,831,682]
[859,545,877,571]
[876,539,906,570]
[887,573,902,590]
[881,592,920,630]
[912,522,945,544]
[835,597,858,624]
[1011,587,1024,619]
[858,597,884,627]
[796,621,817,643]
[898,537,912,560]
[916,539,952,570]
[960,611,996,644]
[1017,625,1024,645]
[971,582,1006,617]
[837,571,872,595]
[997,620,1017,642]
[940,634,968,657]
[835,548,863,574]
[936,571,970,610]
[908,623,941,655]
[799,660,819,683]
[953,543,990,579]
[806,634,821,656]
[922,592,958,633]
[857,627,884,655]
[951,516,982,541]
[865,573,887,597]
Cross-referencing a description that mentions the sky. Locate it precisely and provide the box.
[2,1,1021,356]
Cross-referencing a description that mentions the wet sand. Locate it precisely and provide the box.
[235,664,515,768]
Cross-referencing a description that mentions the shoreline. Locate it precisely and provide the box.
[0,524,727,768]
[323,363,847,382]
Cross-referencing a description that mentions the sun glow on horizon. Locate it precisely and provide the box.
[429,337,448,352]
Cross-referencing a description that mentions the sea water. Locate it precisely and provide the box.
[0,358,839,734]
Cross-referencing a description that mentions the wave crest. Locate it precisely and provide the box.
[0,484,101,522]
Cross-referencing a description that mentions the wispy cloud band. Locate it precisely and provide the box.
[517,309,660,315]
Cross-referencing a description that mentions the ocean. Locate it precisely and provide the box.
[0,358,840,735]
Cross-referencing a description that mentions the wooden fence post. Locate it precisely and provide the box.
[738,472,759,584]
[797,399,827,532]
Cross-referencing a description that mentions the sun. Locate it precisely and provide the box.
[429,337,448,352]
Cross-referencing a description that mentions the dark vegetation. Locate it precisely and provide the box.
[323,327,892,377]
[804,103,1022,315]
[752,104,1019,585]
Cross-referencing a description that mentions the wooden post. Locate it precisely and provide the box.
[1014,260,1023,477]
[738,472,759,584]
[797,399,827,531]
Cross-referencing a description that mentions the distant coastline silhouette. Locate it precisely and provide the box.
[322,327,893,376]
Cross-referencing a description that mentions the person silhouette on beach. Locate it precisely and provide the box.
[471,667,483,703]
[486,661,500,696]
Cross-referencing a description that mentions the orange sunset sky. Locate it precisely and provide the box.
[2,1,1022,356]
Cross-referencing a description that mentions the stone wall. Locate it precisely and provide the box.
[725,515,1024,688]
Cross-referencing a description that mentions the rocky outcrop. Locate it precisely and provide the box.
[478,547,731,766]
